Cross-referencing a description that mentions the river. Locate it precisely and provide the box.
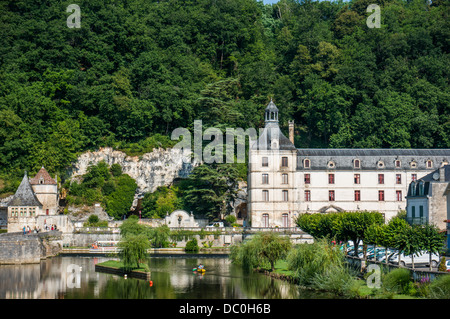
[0,254,338,299]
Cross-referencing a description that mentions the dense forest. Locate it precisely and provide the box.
[0,0,448,193]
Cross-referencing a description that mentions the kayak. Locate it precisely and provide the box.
[193,268,206,273]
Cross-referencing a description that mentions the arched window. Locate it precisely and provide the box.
[304,159,310,168]
[354,159,360,169]
[419,181,424,196]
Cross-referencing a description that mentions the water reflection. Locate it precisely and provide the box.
[0,255,328,299]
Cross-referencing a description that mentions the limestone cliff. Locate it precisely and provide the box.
[68,147,196,195]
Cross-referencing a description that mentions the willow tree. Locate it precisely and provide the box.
[118,233,150,271]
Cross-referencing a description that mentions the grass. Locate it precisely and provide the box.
[97,260,149,272]
[270,259,423,299]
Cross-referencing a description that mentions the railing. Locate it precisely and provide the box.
[405,217,428,225]
[74,227,120,233]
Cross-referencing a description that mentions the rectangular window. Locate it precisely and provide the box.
[354,190,361,201]
[329,190,335,201]
[378,174,384,184]
[262,174,269,184]
[354,174,360,184]
[263,214,269,228]
[305,190,311,201]
[304,173,310,184]
[419,206,424,218]
[378,190,385,201]
[411,174,417,182]
[396,190,402,201]
[282,190,289,201]
[412,206,416,218]
[396,174,402,184]
[262,190,269,202]
[281,157,288,167]
[262,157,268,167]
[282,173,288,184]
[354,159,360,168]
[328,174,335,184]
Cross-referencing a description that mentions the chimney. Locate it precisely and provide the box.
[289,120,295,144]
[440,166,445,182]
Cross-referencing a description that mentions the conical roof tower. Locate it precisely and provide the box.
[8,172,42,207]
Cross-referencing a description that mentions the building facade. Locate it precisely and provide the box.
[406,165,449,231]
[248,101,450,228]
[7,167,59,232]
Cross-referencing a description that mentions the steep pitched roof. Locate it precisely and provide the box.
[29,167,57,185]
[8,173,42,207]
[251,124,297,151]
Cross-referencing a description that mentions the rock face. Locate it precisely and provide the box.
[68,147,196,195]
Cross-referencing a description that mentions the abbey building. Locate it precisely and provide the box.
[247,100,450,228]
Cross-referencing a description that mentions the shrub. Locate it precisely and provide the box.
[185,238,199,252]
[428,274,450,299]
[88,214,99,224]
[225,215,236,226]
[382,268,412,294]
[438,257,447,272]
[286,238,346,286]
[312,264,357,295]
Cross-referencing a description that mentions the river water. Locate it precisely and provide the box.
[0,254,337,299]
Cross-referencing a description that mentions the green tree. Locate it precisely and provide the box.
[118,233,150,271]
[106,174,137,220]
[230,232,291,272]
[181,164,240,219]
[417,223,445,270]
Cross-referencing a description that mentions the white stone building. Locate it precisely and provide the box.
[247,101,450,228]
[7,167,60,232]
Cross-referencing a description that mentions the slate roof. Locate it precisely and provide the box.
[418,164,450,183]
[296,149,450,170]
[8,173,42,207]
[29,167,57,185]
[251,100,296,151]
[251,124,297,151]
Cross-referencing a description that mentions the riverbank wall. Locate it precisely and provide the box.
[0,231,62,264]
[94,264,151,281]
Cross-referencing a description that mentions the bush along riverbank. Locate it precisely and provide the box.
[230,234,450,299]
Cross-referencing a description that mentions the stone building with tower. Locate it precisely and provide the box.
[247,100,450,228]
[7,167,60,232]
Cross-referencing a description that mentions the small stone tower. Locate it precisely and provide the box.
[29,167,59,216]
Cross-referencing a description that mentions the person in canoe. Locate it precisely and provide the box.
[193,263,205,272]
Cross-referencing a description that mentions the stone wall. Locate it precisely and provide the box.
[0,231,62,264]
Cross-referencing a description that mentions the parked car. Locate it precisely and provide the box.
[446,260,450,272]
[388,251,440,268]
[206,222,224,228]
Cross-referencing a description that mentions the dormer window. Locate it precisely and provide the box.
[39,177,44,184]
[304,159,310,169]
[354,159,360,169]
[327,161,335,169]
[426,160,433,169]
[395,160,401,168]
[419,181,425,196]
[377,161,385,169]
[410,161,417,169]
